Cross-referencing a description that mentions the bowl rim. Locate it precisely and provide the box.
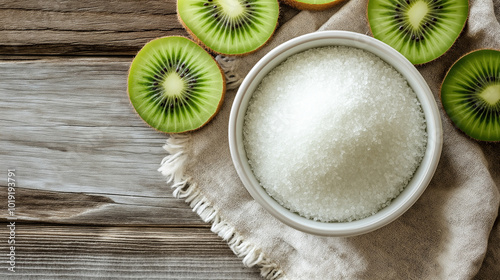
[228,30,443,236]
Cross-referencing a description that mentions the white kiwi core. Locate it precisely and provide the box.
[219,0,244,18]
[479,84,500,106]
[163,73,185,97]
[408,1,429,29]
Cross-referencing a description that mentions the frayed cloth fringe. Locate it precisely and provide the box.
[158,134,285,280]
[216,55,243,90]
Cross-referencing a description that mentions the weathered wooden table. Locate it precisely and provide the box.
[0,1,262,278]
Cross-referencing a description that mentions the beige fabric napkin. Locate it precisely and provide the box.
[159,0,500,278]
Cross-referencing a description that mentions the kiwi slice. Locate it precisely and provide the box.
[177,0,280,55]
[281,0,343,10]
[128,36,225,134]
[367,0,468,64]
[441,49,500,142]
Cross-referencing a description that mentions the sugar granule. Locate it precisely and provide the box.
[243,46,427,222]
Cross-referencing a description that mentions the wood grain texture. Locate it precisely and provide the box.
[0,58,203,225]
[0,0,298,56]
[0,0,187,55]
[0,58,262,278]
[0,224,261,279]
[0,1,303,277]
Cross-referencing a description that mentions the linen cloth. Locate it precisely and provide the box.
[160,0,500,278]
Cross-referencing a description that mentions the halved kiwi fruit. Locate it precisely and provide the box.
[281,0,343,10]
[441,49,500,142]
[128,36,225,134]
[177,0,280,55]
[367,0,468,64]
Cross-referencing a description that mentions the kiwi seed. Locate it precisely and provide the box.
[127,36,225,134]
[367,0,469,64]
[441,49,500,142]
[177,0,280,55]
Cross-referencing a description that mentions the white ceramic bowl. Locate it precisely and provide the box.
[228,31,443,236]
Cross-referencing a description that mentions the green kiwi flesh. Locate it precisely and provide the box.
[128,36,225,133]
[177,0,279,55]
[368,0,468,64]
[441,49,500,142]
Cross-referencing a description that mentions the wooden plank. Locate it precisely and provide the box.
[0,0,187,55]
[0,58,204,225]
[0,0,298,56]
[0,223,261,279]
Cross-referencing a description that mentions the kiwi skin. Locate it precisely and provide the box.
[176,1,279,56]
[366,0,469,65]
[127,36,226,134]
[281,0,345,11]
[439,48,500,142]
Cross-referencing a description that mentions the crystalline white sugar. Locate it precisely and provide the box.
[243,46,427,222]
